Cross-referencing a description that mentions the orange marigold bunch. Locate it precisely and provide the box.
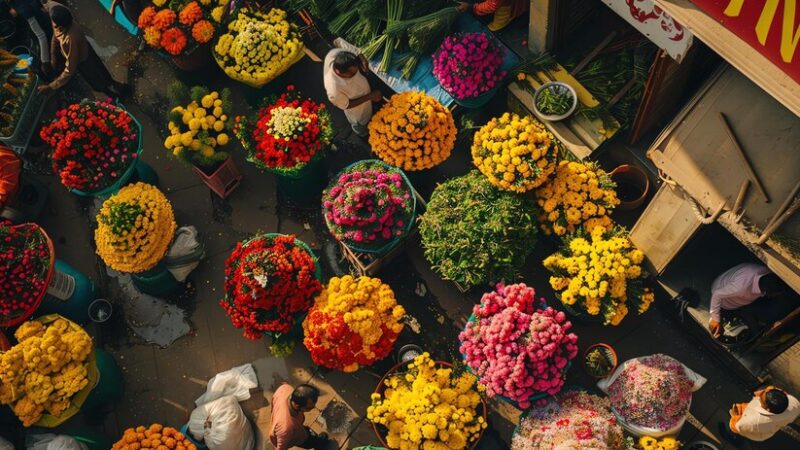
[137,6,157,28]
[191,20,214,44]
[151,9,176,31]
[161,28,187,55]
[112,423,197,450]
[178,1,203,26]
[143,28,161,48]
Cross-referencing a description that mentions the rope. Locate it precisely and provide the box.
[658,170,726,224]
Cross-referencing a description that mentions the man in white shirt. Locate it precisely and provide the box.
[720,386,800,444]
[708,263,788,337]
[323,49,382,137]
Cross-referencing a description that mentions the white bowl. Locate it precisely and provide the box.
[533,81,578,121]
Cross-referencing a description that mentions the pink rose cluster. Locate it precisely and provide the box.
[432,32,507,100]
[459,283,578,409]
[322,162,413,247]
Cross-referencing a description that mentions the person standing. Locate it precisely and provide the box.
[269,383,332,450]
[323,49,381,137]
[6,0,51,75]
[456,0,530,32]
[37,1,129,97]
[720,386,800,445]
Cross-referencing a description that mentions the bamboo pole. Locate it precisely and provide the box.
[719,112,770,202]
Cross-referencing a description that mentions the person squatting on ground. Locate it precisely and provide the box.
[269,383,334,450]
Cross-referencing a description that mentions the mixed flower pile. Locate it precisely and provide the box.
[432,32,506,100]
[420,171,538,287]
[94,183,177,274]
[138,0,219,55]
[213,8,304,86]
[40,99,139,192]
[303,275,405,372]
[0,223,52,326]
[368,91,456,171]
[471,113,558,193]
[511,390,627,450]
[164,83,232,169]
[112,423,197,450]
[639,436,682,450]
[460,283,578,408]
[368,352,487,450]
[536,161,619,236]
[235,86,333,175]
[0,317,93,427]
[544,226,652,325]
[322,161,414,250]
[221,234,321,340]
[607,354,696,431]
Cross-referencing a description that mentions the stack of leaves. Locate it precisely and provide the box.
[0,48,31,136]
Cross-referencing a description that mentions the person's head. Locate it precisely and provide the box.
[290,384,320,412]
[759,387,789,414]
[332,51,360,78]
[50,5,72,29]
[759,273,787,297]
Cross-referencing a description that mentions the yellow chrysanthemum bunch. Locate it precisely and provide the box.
[535,160,620,236]
[95,182,176,273]
[639,436,681,450]
[368,92,456,171]
[471,113,557,192]
[0,317,93,427]
[213,8,303,87]
[303,275,405,373]
[368,353,487,450]
[164,85,231,168]
[543,226,650,326]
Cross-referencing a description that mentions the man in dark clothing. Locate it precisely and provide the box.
[6,0,52,73]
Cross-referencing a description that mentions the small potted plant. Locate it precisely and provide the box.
[534,81,577,121]
[583,343,618,378]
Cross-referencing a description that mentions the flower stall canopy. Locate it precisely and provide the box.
[336,14,520,108]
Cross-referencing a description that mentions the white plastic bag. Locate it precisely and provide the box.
[26,434,88,450]
[597,354,706,437]
[0,436,13,450]
[189,395,255,450]
[195,363,257,406]
[165,226,205,282]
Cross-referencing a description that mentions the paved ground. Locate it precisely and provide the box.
[15,1,799,449]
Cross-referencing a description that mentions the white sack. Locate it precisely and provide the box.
[26,434,88,450]
[195,363,257,406]
[188,395,254,450]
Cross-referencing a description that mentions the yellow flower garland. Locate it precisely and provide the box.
[471,113,558,192]
[368,92,456,171]
[543,226,652,325]
[94,182,176,273]
[535,160,620,236]
[368,353,487,450]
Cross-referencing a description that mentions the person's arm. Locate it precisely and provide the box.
[709,292,724,337]
[274,426,290,450]
[473,0,501,15]
[49,32,58,67]
[346,90,381,109]
[45,36,79,90]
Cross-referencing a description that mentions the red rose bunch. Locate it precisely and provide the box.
[40,99,139,192]
[235,86,333,175]
[220,234,321,340]
[0,223,53,327]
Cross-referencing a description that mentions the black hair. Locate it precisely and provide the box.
[291,384,320,407]
[50,5,72,28]
[332,51,359,72]
[759,273,786,296]
[764,389,789,414]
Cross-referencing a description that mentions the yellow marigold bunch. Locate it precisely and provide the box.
[0,316,93,427]
[303,275,405,373]
[368,353,487,450]
[95,182,176,273]
[471,113,557,192]
[535,160,620,236]
[368,91,456,171]
[213,8,303,87]
[639,436,681,450]
[543,226,650,326]
[165,87,231,167]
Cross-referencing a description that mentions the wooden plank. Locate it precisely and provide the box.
[546,65,601,107]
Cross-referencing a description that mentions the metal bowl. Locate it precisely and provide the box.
[533,81,578,121]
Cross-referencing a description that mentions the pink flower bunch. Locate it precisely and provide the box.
[459,283,578,408]
[322,161,413,248]
[432,32,507,100]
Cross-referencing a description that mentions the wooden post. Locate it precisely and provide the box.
[528,0,559,53]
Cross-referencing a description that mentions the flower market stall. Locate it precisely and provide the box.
[137,0,221,69]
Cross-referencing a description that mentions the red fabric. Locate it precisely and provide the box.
[0,146,21,207]
[472,0,529,17]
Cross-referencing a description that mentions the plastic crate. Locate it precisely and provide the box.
[0,74,52,154]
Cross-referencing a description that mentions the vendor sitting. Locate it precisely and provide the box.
[708,263,792,338]
[456,0,530,32]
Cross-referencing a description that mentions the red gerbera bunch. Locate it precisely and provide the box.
[161,27,187,55]
[220,234,321,340]
[0,222,53,327]
[235,86,334,175]
[40,99,140,192]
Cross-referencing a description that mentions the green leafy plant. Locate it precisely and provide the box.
[535,84,574,116]
[584,346,615,377]
[419,171,538,287]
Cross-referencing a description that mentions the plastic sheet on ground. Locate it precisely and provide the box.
[189,395,255,450]
[195,363,258,406]
[165,226,205,282]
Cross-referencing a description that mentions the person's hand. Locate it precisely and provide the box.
[8,7,17,18]
[370,90,382,102]
[709,319,721,338]
[37,85,52,94]
[358,54,369,72]
[456,2,470,13]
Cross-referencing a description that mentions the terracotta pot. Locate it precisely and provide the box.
[193,157,242,199]
[610,164,650,211]
[583,343,618,379]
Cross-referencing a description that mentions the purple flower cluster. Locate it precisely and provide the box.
[433,32,507,100]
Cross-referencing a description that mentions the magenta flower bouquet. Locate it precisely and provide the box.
[322,160,415,251]
[459,283,578,408]
[433,32,507,100]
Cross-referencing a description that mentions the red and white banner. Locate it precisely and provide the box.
[603,0,694,61]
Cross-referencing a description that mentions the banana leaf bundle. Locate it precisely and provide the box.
[396,9,458,79]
